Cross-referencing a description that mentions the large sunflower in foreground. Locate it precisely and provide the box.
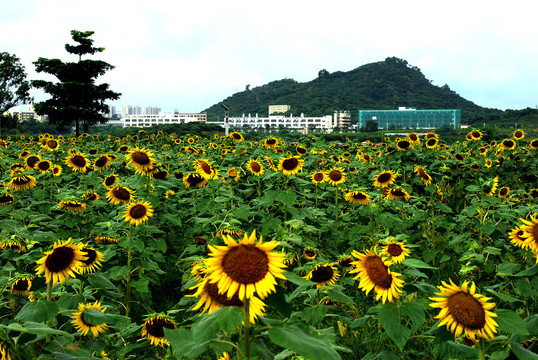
[304,263,340,289]
[65,153,90,173]
[124,201,154,226]
[6,174,37,191]
[429,279,498,341]
[126,146,156,175]
[71,301,108,337]
[373,170,396,188]
[325,167,346,186]
[278,156,304,176]
[246,159,265,176]
[205,230,286,300]
[141,314,177,347]
[106,185,134,205]
[0,341,11,360]
[188,277,266,323]
[35,238,86,285]
[345,190,370,205]
[350,248,404,304]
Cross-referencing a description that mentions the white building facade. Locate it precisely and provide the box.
[122,112,207,127]
[226,113,334,132]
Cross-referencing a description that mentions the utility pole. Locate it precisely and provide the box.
[220,103,229,136]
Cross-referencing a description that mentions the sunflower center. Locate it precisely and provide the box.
[112,187,131,201]
[0,195,14,203]
[398,140,410,148]
[129,204,147,219]
[13,279,29,291]
[378,173,392,183]
[146,318,175,338]
[95,156,108,167]
[45,246,76,273]
[250,162,262,173]
[352,192,366,200]
[329,170,342,181]
[391,189,406,197]
[282,158,299,170]
[504,140,514,148]
[105,176,116,186]
[131,151,150,165]
[187,174,204,185]
[81,248,97,265]
[304,249,316,257]
[221,245,269,284]
[71,155,87,168]
[200,162,212,174]
[13,176,31,185]
[447,292,486,329]
[205,280,243,306]
[531,224,538,243]
[364,256,392,289]
[297,147,306,154]
[387,244,403,256]
[266,139,276,145]
[310,266,334,283]
[27,156,39,168]
[232,133,242,140]
[499,188,508,196]
[47,139,58,149]
[38,162,51,171]
[313,173,324,182]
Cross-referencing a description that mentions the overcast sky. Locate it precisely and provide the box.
[2,0,537,114]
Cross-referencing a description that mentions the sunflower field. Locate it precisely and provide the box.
[0,129,537,360]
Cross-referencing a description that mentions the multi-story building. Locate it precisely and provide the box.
[3,103,45,121]
[358,107,461,129]
[332,111,351,129]
[225,113,333,132]
[143,106,161,115]
[122,112,207,127]
[268,105,291,115]
[122,105,142,116]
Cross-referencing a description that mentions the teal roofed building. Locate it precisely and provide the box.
[358,107,461,130]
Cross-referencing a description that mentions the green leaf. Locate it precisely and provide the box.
[377,302,425,351]
[402,258,437,269]
[326,288,354,305]
[192,306,243,342]
[510,342,538,360]
[15,300,59,322]
[485,288,523,303]
[497,263,522,276]
[284,271,315,286]
[81,308,131,326]
[129,278,149,293]
[268,325,342,360]
[164,328,208,359]
[302,305,327,325]
[350,315,373,328]
[437,340,479,359]
[87,272,117,290]
[411,283,438,295]
[513,264,538,277]
[497,309,530,335]
[56,294,85,311]
[278,191,297,207]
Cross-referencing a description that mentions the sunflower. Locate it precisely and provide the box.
[124,201,154,226]
[373,170,397,188]
[379,238,410,264]
[0,238,26,252]
[94,155,112,171]
[183,173,208,188]
[519,214,538,250]
[0,193,14,206]
[11,275,33,295]
[500,139,516,150]
[396,139,413,151]
[102,174,119,189]
[425,137,439,149]
[59,199,87,212]
[311,171,326,185]
[484,159,493,168]
[413,165,432,186]
[469,163,481,171]
[296,145,307,156]
[36,159,52,173]
[304,263,340,289]
[529,139,538,150]
[78,245,105,274]
[194,158,219,180]
[429,279,498,341]
[483,176,499,196]
[126,146,156,175]
[188,277,266,323]
[95,236,119,244]
[246,159,265,176]
[25,154,40,169]
[0,341,11,360]
[263,137,279,149]
[226,167,241,181]
[229,131,244,142]
[205,230,286,300]
[470,130,483,141]
[350,248,404,304]
[35,238,86,285]
[498,186,510,199]
[509,226,530,249]
[71,301,109,337]
[303,248,317,260]
[6,174,37,191]
[83,190,99,202]
[65,153,90,173]
[164,190,175,198]
[141,314,177,347]
[384,187,411,201]
[407,132,420,144]
[106,185,134,205]
[454,153,465,161]
[325,167,346,186]
[278,156,304,176]
[88,148,99,155]
[51,165,62,177]
[218,352,231,360]
[45,138,60,151]
[118,145,129,152]
[345,190,370,205]
[337,255,354,269]
[216,227,244,239]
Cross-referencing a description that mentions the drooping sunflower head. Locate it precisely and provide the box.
[384,187,411,201]
[216,226,244,239]
[0,237,27,252]
[78,244,105,274]
[379,238,410,264]
[325,167,346,186]
[126,146,156,175]
[345,190,370,205]
[304,263,340,289]
[35,238,86,286]
[124,200,154,226]
[429,279,498,341]
[205,230,287,300]
[95,236,119,244]
[278,156,304,176]
[303,247,317,261]
[350,247,404,304]
[59,199,87,212]
[183,173,208,188]
[106,185,134,205]
[65,153,90,173]
[71,300,109,337]
[246,159,265,176]
[373,170,397,188]
[482,176,499,196]
[10,275,34,295]
[7,173,37,192]
[141,313,177,347]
[413,165,432,186]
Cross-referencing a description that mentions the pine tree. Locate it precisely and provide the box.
[32,30,121,136]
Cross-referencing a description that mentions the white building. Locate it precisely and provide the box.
[268,105,291,115]
[143,106,161,115]
[225,113,334,132]
[122,112,207,127]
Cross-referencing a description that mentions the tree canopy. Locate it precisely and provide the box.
[32,30,121,136]
[0,52,32,114]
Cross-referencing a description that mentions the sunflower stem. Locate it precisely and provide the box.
[244,297,251,359]
[478,338,486,360]
[125,227,133,317]
[46,281,52,343]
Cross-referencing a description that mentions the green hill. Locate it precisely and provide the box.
[203,57,501,123]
